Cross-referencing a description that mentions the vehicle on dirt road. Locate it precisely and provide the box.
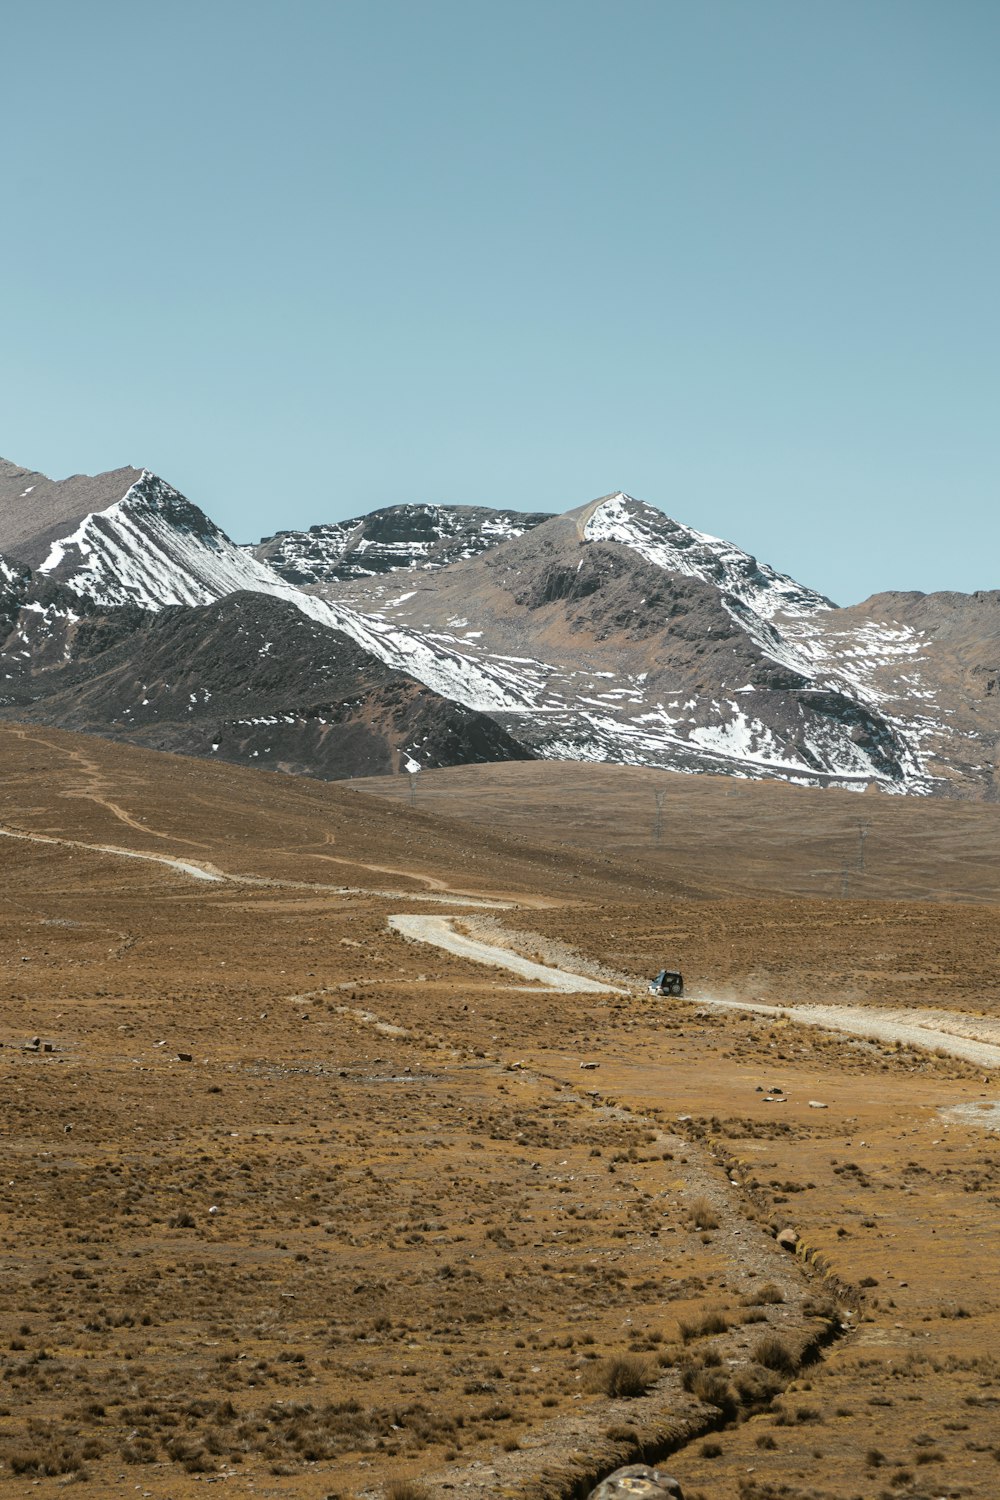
[649,969,684,997]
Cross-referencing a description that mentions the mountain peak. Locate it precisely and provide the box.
[35,470,287,610]
[583,491,835,619]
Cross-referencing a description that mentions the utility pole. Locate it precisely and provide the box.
[653,788,666,844]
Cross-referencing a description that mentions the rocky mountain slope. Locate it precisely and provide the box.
[1,457,996,795]
[251,502,553,583]
[318,495,998,797]
[0,574,531,779]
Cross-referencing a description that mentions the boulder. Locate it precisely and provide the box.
[776,1226,799,1250]
[588,1464,684,1499]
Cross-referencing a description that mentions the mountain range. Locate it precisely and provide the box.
[1,455,997,797]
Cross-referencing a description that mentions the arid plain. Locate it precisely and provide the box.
[1,726,999,1500]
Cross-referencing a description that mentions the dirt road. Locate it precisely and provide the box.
[390,911,1000,1067]
[701,995,1000,1069]
[388,913,625,993]
[0,825,224,882]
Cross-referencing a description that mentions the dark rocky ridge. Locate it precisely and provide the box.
[0,568,533,780]
[251,502,554,583]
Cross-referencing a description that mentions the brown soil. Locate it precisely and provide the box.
[1,726,998,1500]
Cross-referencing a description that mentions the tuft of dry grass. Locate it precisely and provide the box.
[386,1481,432,1500]
[679,1308,730,1342]
[688,1196,720,1230]
[743,1281,784,1306]
[593,1355,655,1399]
[753,1333,796,1374]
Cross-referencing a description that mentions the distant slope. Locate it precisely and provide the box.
[0,721,636,901]
[350,758,1000,905]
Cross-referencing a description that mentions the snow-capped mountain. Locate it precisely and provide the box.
[0,457,146,568]
[251,502,554,584]
[1,458,996,797]
[0,463,537,776]
[583,493,835,620]
[34,470,291,609]
[311,494,942,794]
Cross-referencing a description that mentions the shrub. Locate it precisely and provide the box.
[753,1334,796,1373]
[386,1482,431,1500]
[733,1365,784,1408]
[594,1356,655,1398]
[744,1282,784,1306]
[679,1309,730,1343]
[122,1438,159,1464]
[689,1198,720,1230]
[687,1369,739,1419]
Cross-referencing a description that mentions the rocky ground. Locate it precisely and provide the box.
[0,726,998,1499]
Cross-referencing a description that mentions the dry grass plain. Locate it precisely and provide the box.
[1,727,998,1500]
[352,761,1000,904]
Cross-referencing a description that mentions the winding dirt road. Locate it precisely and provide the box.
[0,826,224,882]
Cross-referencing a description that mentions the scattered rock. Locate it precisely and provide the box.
[589,1465,684,1499]
[580,1060,600,1070]
[808,1099,828,1109]
[177,1052,193,1063]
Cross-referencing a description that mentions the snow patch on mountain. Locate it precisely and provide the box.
[38,472,287,609]
[576,492,947,789]
[253,503,552,584]
[584,493,834,620]
[15,469,961,797]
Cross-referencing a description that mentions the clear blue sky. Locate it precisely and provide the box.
[2,0,997,604]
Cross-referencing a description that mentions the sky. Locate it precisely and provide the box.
[2,0,997,605]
